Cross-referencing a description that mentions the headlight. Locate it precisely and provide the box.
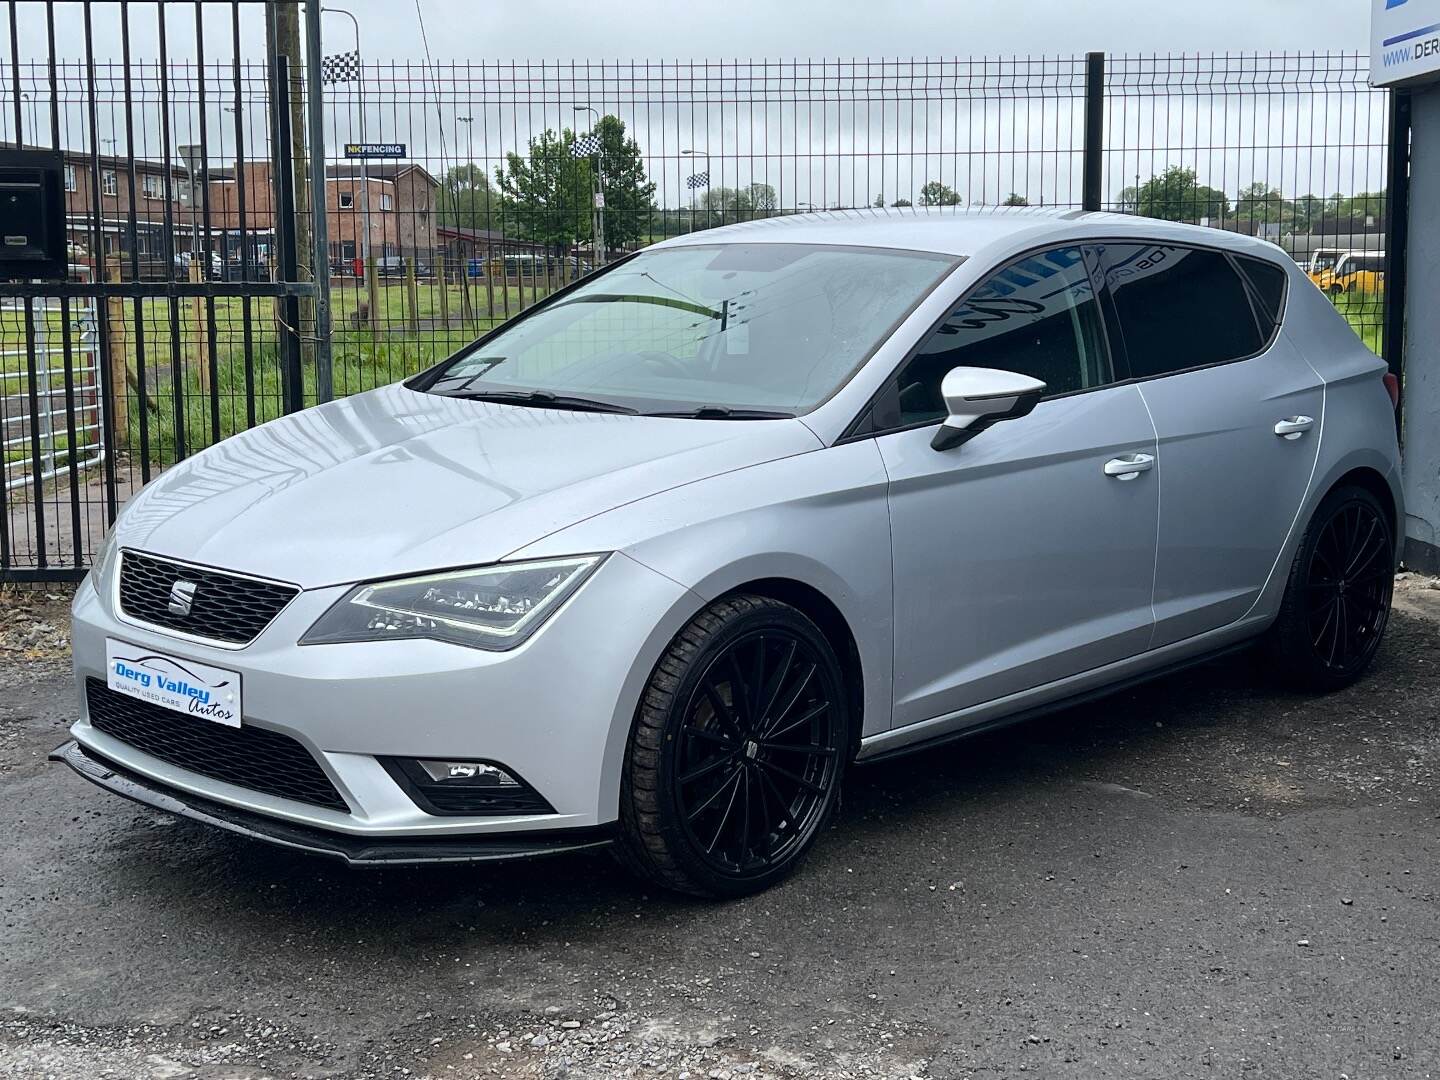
[90,527,119,596]
[299,555,607,651]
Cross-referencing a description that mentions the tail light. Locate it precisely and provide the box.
[1383,372,1400,410]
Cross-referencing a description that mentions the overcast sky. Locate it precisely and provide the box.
[18,0,1377,64]
[10,1,1386,210]
[352,0,1374,60]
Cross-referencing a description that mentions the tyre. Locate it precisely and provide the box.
[1264,484,1395,691]
[616,595,851,898]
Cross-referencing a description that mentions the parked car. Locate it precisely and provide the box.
[174,250,224,280]
[1315,250,1386,297]
[57,209,1403,898]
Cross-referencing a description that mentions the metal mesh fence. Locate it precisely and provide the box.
[0,33,1397,578]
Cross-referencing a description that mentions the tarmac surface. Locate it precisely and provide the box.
[2,582,1438,1078]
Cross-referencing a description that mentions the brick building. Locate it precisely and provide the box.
[60,151,194,277]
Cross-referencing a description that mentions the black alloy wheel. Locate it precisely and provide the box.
[1266,484,1394,690]
[617,595,850,897]
[1303,496,1393,678]
[675,629,841,876]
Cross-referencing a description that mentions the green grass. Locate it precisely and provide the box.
[2,277,566,467]
[1332,289,1384,355]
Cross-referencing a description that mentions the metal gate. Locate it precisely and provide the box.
[0,0,320,581]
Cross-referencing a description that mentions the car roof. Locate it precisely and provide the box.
[650,206,1292,265]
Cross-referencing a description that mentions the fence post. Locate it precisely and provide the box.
[405,256,420,331]
[1083,51,1106,213]
[304,0,333,403]
[188,260,210,391]
[271,53,305,414]
[366,252,380,340]
[1383,89,1411,395]
[436,254,450,328]
[104,257,129,444]
[460,262,475,331]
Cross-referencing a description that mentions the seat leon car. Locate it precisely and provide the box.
[56,208,1403,898]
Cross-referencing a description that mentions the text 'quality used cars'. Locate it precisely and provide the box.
[55,208,1403,898]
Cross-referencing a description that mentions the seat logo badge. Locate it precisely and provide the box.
[167,580,198,616]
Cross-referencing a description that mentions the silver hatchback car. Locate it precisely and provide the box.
[57,209,1403,897]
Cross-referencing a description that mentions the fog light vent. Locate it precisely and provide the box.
[380,757,556,817]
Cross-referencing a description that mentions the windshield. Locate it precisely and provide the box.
[422,243,957,416]
[1310,252,1340,273]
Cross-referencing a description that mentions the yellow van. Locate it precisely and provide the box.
[1315,251,1385,297]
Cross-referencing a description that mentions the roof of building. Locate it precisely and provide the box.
[325,163,438,186]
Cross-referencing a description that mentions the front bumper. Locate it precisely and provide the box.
[51,740,615,865]
[67,550,696,841]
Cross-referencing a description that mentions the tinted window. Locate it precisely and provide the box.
[1235,255,1287,331]
[889,247,1111,426]
[1099,244,1264,379]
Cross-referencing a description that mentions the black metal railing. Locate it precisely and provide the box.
[0,24,1400,581]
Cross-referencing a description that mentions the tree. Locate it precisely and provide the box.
[745,182,777,213]
[873,193,886,208]
[591,114,657,252]
[1128,166,1230,222]
[494,116,657,256]
[494,127,592,254]
[440,164,495,230]
[917,180,961,207]
[890,197,913,208]
[1002,192,1030,207]
[1234,181,1290,227]
[696,183,778,225]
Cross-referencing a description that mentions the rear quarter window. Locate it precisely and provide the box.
[1234,255,1288,333]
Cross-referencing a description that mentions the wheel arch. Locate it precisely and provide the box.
[1327,465,1400,558]
[713,576,866,761]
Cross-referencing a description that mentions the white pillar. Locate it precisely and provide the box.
[1404,86,1440,572]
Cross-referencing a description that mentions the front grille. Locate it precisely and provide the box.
[118,550,298,645]
[85,679,348,813]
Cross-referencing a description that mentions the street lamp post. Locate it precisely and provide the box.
[573,105,603,268]
[681,149,710,228]
[457,114,474,274]
[322,7,370,280]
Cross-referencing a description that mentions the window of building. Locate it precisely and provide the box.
[888,246,1111,427]
[1098,244,1266,378]
[142,173,162,199]
[101,170,118,197]
[380,192,393,211]
[339,190,354,209]
[64,164,76,192]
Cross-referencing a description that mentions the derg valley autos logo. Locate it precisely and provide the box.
[110,652,234,719]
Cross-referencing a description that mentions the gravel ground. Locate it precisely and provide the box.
[2,580,1439,1079]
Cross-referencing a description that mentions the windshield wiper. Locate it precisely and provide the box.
[647,405,795,420]
[452,389,638,415]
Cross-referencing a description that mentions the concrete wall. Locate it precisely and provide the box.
[1405,86,1440,573]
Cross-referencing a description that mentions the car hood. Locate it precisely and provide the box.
[116,383,822,587]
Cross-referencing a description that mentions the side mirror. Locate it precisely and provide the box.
[931,367,1047,451]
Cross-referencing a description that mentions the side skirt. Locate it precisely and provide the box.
[855,639,1257,767]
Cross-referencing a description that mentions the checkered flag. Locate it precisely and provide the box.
[686,171,710,189]
[321,50,361,86]
[570,132,602,158]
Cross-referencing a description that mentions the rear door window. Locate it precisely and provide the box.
[1097,244,1266,379]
